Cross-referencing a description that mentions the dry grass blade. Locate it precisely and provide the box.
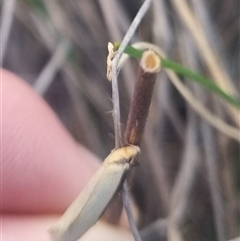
[166,68,239,142]
[0,0,16,65]
[168,111,199,241]
[228,237,240,241]
[34,39,71,95]
[201,119,226,241]
[171,0,240,126]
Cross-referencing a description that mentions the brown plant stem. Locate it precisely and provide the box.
[121,49,161,241]
[125,49,161,146]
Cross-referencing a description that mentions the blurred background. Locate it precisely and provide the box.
[1,0,239,240]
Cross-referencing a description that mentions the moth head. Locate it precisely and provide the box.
[106,145,140,165]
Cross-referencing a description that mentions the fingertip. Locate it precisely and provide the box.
[2,69,100,213]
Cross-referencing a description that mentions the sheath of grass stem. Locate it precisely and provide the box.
[49,145,140,241]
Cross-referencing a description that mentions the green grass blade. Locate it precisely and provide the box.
[161,58,240,110]
[114,42,143,59]
[114,43,240,110]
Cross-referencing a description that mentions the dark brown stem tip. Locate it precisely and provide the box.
[140,49,161,73]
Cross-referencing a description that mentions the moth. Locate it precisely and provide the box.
[49,145,140,241]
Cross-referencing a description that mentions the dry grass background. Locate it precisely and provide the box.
[1,0,239,241]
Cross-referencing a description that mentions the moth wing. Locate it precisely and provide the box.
[49,164,105,240]
[49,162,128,241]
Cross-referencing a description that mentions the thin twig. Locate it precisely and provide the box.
[111,0,152,148]
[111,2,153,241]
[122,181,142,241]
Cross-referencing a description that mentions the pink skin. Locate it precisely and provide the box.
[1,69,132,241]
